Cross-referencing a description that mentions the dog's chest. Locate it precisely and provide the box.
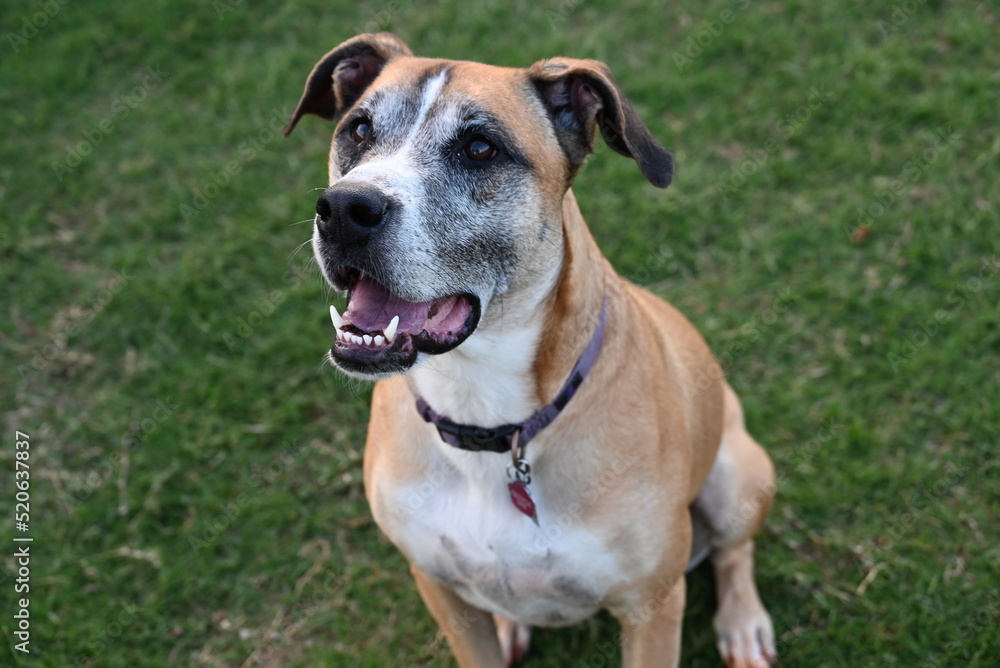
[383,463,622,626]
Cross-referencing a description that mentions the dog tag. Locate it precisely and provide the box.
[507,480,538,524]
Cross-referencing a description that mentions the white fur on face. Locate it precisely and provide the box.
[319,68,524,305]
[316,65,565,407]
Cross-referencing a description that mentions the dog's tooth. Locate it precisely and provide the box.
[384,315,400,343]
[363,334,373,346]
[374,335,385,346]
[335,328,345,341]
[330,305,347,330]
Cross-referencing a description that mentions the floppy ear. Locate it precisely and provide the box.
[283,32,412,137]
[528,58,674,188]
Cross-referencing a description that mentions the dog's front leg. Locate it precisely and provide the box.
[615,574,686,667]
[411,565,507,667]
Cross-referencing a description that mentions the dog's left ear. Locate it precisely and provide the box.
[283,32,413,137]
[528,59,673,188]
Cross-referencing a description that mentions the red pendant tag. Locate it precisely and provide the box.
[507,480,538,524]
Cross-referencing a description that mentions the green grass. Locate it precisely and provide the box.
[2,0,998,665]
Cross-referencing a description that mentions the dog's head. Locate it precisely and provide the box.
[285,33,673,379]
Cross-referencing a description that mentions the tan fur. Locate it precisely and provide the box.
[297,37,776,667]
[364,187,775,666]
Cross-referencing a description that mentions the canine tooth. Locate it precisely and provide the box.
[374,335,385,346]
[363,334,373,345]
[384,315,400,343]
[335,329,346,341]
[330,305,347,330]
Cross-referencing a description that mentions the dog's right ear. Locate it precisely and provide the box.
[283,33,412,137]
[528,58,673,188]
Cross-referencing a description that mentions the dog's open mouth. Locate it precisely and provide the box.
[327,268,481,375]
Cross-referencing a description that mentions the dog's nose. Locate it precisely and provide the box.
[315,184,389,245]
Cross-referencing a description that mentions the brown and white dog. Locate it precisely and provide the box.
[284,32,777,667]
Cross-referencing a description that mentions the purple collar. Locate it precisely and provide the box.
[414,298,608,453]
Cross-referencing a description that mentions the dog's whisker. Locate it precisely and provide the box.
[289,238,313,258]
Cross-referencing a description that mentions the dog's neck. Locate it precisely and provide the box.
[408,189,608,427]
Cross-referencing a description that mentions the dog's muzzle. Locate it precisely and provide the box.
[314,183,483,377]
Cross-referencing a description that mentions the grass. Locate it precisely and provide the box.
[1,0,998,665]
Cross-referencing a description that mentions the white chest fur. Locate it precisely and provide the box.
[384,449,624,627]
[385,273,627,625]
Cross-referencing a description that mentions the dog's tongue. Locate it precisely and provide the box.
[345,276,429,334]
[344,275,472,337]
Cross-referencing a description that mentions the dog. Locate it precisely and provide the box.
[284,32,777,667]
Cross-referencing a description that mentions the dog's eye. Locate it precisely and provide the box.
[462,136,498,163]
[351,119,372,145]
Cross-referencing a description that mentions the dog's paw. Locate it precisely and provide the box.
[713,599,776,668]
[493,614,531,665]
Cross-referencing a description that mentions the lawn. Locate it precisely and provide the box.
[1,0,998,666]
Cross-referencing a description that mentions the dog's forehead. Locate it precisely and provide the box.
[360,57,565,190]
[368,58,551,140]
